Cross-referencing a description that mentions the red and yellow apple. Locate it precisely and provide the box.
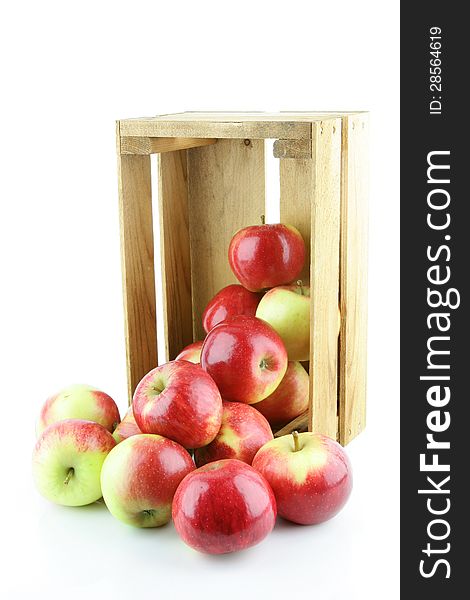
[101,434,194,527]
[173,459,277,554]
[112,406,141,443]
[32,419,116,506]
[202,284,262,333]
[253,361,309,427]
[37,384,120,436]
[194,401,273,466]
[256,282,310,361]
[228,223,305,291]
[201,315,288,404]
[175,340,203,364]
[252,431,352,525]
[132,360,222,449]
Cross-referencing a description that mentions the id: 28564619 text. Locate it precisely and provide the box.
[429,26,443,115]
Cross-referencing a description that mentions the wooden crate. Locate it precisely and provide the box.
[116,112,368,445]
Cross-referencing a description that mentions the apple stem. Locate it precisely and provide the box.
[292,431,301,452]
[296,280,304,295]
[260,214,265,225]
[63,467,74,485]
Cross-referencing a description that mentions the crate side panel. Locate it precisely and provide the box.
[339,115,369,444]
[187,139,265,340]
[158,150,193,360]
[117,145,157,402]
[309,119,342,439]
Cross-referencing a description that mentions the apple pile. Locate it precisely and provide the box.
[32,221,352,555]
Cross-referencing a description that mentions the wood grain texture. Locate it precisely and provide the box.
[309,119,342,439]
[121,136,216,155]
[116,123,157,403]
[128,111,365,121]
[279,152,314,283]
[338,114,369,444]
[158,150,194,360]
[187,139,265,340]
[119,112,367,139]
[273,411,309,437]
[273,139,312,159]
[120,119,312,140]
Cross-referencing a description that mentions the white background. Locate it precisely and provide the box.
[0,1,399,599]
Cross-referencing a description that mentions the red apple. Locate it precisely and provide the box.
[112,406,141,443]
[194,401,273,466]
[175,341,203,364]
[253,361,309,428]
[228,223,305,291]
[172,459,277,554]
[101,434,195,527]
[133,361,223,449]
[252,431,352,525]
[202,284,262,333]
[201,315,288,404]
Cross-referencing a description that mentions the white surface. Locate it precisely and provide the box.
[0,1,399,599]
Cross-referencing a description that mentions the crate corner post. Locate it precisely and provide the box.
[338,113,369,445]
[308,118,343,440]
[116,122,158,404]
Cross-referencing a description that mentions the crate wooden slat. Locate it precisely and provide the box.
[120,119,312,140]
[187,139,266,342]
[116,111,368,445]
[273,138,312,160]
[121,136,217,155]
[158,150,193,362]
[339,114,369,444]
[308,119,342,439]
[125,111,364,121]
[116,124,158,399]
[278,120,342,440]
[279,156,314,293]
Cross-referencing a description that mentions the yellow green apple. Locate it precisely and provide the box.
[32,419,116,506]
[37,383,120,436]
[256,283,310,361]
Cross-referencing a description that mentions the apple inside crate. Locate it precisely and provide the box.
[117,112,368,446]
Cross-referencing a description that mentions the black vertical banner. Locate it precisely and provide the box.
[401,3,469,597]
